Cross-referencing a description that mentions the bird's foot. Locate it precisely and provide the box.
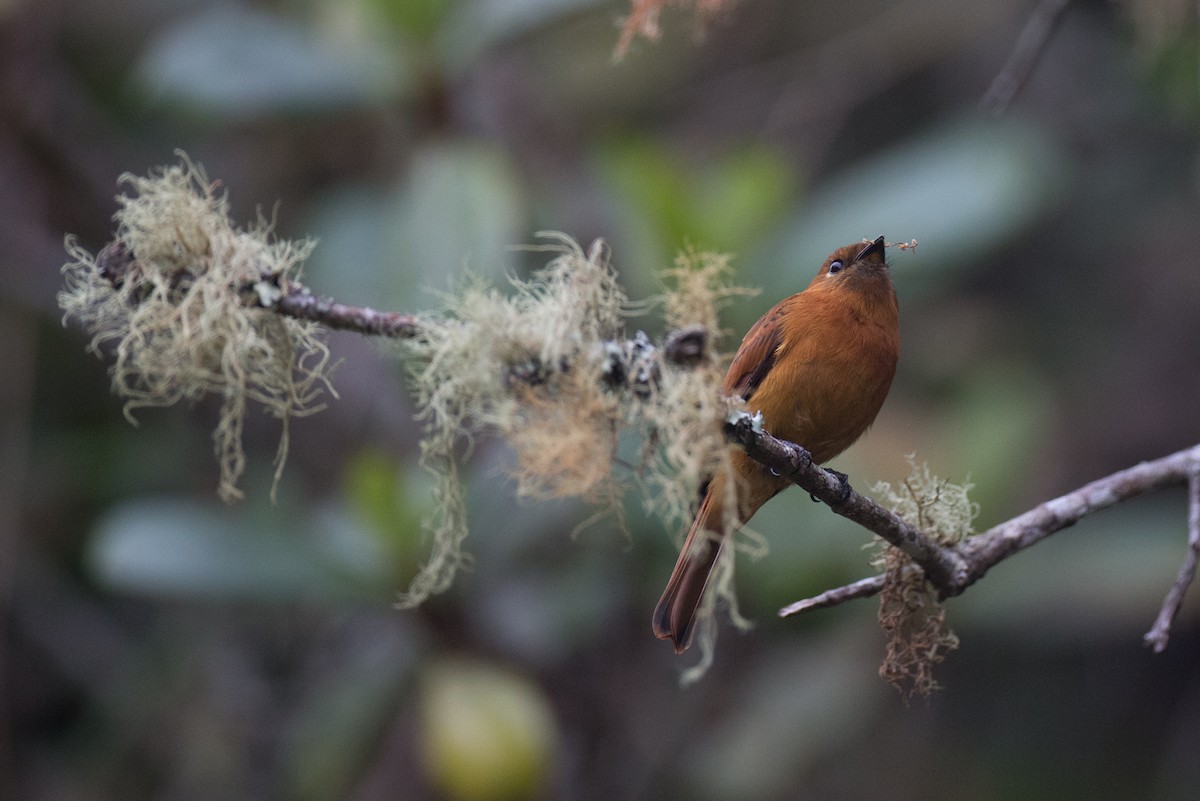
[826,468,852,503]
[810,469,852,504]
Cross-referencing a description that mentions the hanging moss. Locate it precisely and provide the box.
[871,458,978,699]
[59,154,335,502]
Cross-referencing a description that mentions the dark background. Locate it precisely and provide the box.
[4,0,1200,799]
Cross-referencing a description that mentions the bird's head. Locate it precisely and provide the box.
[810,236,894,297]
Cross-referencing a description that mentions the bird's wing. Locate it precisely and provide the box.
[723,298,789,401]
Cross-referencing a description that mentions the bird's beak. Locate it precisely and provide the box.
[856,236,886,263]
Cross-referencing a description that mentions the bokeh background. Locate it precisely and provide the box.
[5,0,1200,799]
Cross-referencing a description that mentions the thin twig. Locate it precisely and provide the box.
[778,572,894,617]
[981,0,1072,115]
[93,238,715,368]
[1144,465,1200,652]
[270,288,423,338]
[95,238,427,339]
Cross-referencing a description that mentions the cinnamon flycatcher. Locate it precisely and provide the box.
[653,236,900,653]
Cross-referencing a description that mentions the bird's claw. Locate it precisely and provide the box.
[812,469,852,503]
[826,468,852,504]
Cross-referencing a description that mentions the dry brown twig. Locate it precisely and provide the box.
[614,0,737,60]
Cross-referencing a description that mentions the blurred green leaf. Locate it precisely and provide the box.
[598,137,796,260]
[385,139,528,304]
[346,449,412,541]
[420,659,559,801]
[1144,26,1200,123]
[133,4,405,118]
[368,0,454,41]
[86,496,393,601]
[306,139,526,308]
[599,138,691,248]
[937,359,1054,518]
[692,147,798,254]
[303,184,395,304]
[749,116,1070,299]
[345,448,432,569]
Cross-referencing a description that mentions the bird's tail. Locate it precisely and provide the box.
[652,475,732,653]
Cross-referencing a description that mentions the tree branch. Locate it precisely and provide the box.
[723,412,970,593]
[954,445,1200,586]
[91,239,713,374]
[980,0,1072,115]
[96,240,425,339]
[778,443,1200,645]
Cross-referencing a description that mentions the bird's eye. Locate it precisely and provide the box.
[828,260,843,274]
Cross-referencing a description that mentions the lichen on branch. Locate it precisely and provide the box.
[870,458,977,699]
[393,238,753,618]
[393,235,629,606]
[60,157,761,674]
[59,154,335,502]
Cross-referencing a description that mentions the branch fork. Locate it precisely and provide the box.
[753,423,1200,653]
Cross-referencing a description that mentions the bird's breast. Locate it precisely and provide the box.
[751,300,898,464]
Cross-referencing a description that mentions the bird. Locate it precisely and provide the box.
[652,236,900,653]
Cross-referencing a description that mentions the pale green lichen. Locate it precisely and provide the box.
[62,158,772,682]
[393,238,759,678]
[644,249,753,532]
[871,457,978,699]
[59,154,335,502]
[395,235,629,606]
[652,249,758,681]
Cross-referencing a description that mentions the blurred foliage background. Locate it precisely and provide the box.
[5,0,1200,799]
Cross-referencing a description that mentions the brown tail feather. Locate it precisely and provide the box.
[652,479,729,653]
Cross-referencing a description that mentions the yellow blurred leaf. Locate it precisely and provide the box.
[420,659,558,801]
